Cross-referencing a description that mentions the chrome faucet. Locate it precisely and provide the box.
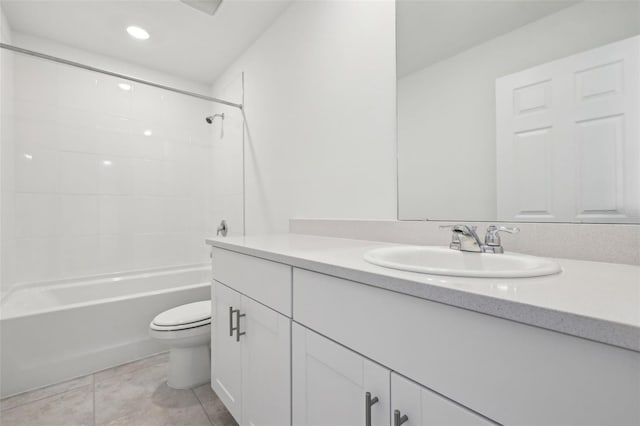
[440,224,483,252]
[482,225,519,253]
[440,224,519,253]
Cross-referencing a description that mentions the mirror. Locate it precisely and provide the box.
[396,0,640,223]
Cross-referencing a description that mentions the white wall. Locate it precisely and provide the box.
[398,1,640,221]
[3,35,215,289]
[211,0,397,234]
[0,5,15,293]
[208,72,245,238]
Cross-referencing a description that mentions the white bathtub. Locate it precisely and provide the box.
[0,265,211,398]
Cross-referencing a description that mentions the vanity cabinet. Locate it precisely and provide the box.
[209,244,640,426]
[292,323,390,426]
[293,268,640,425]
[211,248,292,426]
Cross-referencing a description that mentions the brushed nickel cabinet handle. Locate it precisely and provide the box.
[234,310,246,342]
[228,306,234,337]
[365,392,379,426]
[394,409,408,426]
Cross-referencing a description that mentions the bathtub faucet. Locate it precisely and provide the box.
[216,220,228,237]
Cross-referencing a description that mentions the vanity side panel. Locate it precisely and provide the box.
[292,268,640,425]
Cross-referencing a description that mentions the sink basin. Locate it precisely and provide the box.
[363,246,561,278]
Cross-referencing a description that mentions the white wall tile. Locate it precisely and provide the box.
[96,77,134,117]
[98,235,133,273]
[98,157,133,195]
[15,194,58,237]
[95,113,134,135]
[14,118,58,151]
[163,198,195,234]
[57,152,99,194]
[58,195,99,236]
[14,237,61,283]
[15,148,58,193]
[132,233,167,270]
[14,55,59,103]
[132,159,164,196]
[56,66,100,112]
[131,133,166,161]
[132,197,165,234]
[95,130,138,158]
[98,196,134,235]
[58,235,100,277]
[57,123,99,154]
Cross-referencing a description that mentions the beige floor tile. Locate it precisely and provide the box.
[94,362,209,426]
[0,375,93,412]
[193,384,237,426]
[0,386,94,426]
[94,352,169,384]
[104,387,211,426]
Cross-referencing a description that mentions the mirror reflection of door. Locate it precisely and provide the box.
[396,0,640,223]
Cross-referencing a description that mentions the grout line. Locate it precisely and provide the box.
[193,388,215,426]
[0,380,92,412]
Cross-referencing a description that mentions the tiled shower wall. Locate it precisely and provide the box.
[3,52,215,287]
[0,9,14,291]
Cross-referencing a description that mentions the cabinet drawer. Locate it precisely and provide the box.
[293,268,640,425]
[212,248,292,317]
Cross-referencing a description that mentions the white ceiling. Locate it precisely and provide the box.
[397,0,579,78]
[1,0,291,84]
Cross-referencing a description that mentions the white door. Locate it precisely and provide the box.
[241,295,291,426]
[292,323,390,426]
[391,373,494,426]
[496,35,639,222]
[212,281,243,423]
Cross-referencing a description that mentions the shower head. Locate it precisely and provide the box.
[206,113,224,124]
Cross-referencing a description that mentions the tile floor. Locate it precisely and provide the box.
[0,353,237,426]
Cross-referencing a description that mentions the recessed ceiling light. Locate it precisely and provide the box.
[24,153,33,160]
[103,160,113,166]
[143,129,152,137]
[126,26,150,40]
[118,83,132,91]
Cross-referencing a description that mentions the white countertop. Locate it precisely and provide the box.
[206,233,640,352]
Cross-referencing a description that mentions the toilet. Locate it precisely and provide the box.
[149,300,212,389]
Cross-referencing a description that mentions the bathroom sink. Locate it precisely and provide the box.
[363,246,561,278]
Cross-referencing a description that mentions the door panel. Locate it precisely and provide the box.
[293,323,390,426]
[391,373,494,426]
[241,296,291,426]
[212,281,243,423]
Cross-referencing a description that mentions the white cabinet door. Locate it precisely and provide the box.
[293,323,390,426]
[391,373,494,426]
[241,295,291,426]
[212,281,243,423]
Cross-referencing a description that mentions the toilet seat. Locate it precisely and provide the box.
[151,301,211,331]
[150,318,211,332]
